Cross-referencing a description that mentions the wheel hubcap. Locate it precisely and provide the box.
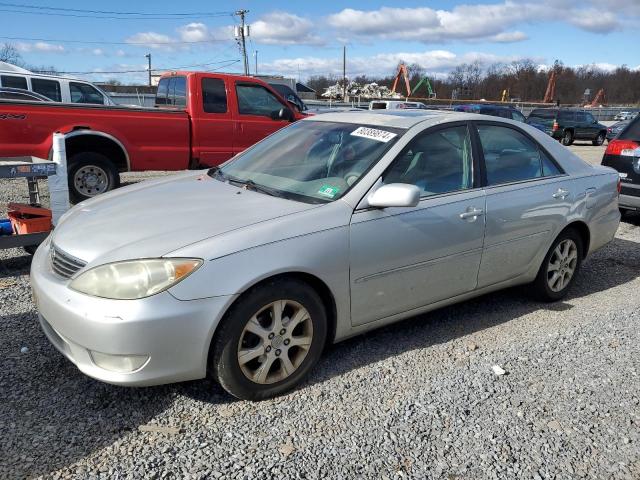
[237,300,313,385]
[74,165,109,196]
[547,239,578,292]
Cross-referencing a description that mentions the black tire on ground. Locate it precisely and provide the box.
[23,244,38,255]
[561,130,574,146]
[67,152,120,203]
[211,278,327,401]
[532,228,583,302]
[593,132,605,146]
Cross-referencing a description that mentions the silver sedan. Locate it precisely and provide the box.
[31,111,621,400]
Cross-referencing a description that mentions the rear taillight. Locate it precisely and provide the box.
[605,139,639,156]
[552,121,559,131]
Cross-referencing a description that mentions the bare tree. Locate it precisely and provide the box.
[0,43,23,65]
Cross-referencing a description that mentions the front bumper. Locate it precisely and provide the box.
[30,242,236,386]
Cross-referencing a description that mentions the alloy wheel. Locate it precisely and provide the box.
[237,300,313,384]
[74,165,109,197]
[546,239,578,292]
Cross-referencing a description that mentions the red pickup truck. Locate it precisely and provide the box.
[0,72,305,201]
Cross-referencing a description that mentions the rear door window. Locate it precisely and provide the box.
[558,111,575,122]
[31,78,62,101]
[1,75,28,89]
[202,78,227,113]
[477,124,563,185]
[69,82,105,104]
[584,112,596,124]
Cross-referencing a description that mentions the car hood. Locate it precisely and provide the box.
[52,172,318,265]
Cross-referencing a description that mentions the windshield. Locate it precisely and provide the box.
[217,121,404,204]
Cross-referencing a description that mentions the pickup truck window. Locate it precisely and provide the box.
[70,82,104,104]
[236,84,284,117]
[172,76,186,107]
[1,75,27,90]
[156,78,169,105]
[32,78,62,102]
[202,78,227,113]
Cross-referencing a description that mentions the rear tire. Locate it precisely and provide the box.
[211,279,327,400]
[592,132,605,146]
[532,228,583,302]
[561,130,574,146]
[67,152,120,203]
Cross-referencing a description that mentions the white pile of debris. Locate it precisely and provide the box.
[322,81,402,100]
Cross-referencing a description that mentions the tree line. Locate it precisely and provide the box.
[306,59,640,105]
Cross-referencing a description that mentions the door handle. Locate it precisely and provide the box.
[459,208,484,219]
[552,188,569,199]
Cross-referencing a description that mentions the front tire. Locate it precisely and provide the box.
[592,132,605,146]
[211,279,327,400]
[67,152,120,203]
[532,229,583,302]
[561,130,574,146]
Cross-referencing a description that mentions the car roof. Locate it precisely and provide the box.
[306,109,490,129]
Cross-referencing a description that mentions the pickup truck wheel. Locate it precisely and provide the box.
[560,130,574,146]
[68,152,119,203]
[592,132,605,146]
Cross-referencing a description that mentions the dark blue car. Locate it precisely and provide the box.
[453,104,526,122]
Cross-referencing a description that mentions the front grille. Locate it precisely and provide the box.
[621,185,640,197]
[50,244,86,279]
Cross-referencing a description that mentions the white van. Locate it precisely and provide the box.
[0,61,114,105]
[369,100,428,110]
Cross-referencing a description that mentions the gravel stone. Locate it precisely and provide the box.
[1,148,639,478]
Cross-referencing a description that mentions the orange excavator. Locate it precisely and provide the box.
[542,70,557,103]
[391,63,411,97]
[588,88,606,107]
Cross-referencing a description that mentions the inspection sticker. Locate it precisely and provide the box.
[318,185,340,198]
[350,126,397,143]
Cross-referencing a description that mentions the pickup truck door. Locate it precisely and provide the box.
[195,77,235,167]
[232,81,293,154]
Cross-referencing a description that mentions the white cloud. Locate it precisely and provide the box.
[568,10,620,33]
[177,22,214,42]
[489,31,528,43]
[15,42,65,53]
[125,32,177,51]
[92,48,104,56]
[251,12,323,45]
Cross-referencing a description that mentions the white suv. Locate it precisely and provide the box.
[0,61,114,105]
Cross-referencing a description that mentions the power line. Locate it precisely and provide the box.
[0,8,234,20]
[53,59,240,75]
[0,2,233,17]
[0,35,230,46]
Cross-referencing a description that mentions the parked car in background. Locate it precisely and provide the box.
[0,72,306,201]
[614,111,637,121]
[0,61,114,105]
[606,120,631,142]
[31,110,620,400]
[602,115,640,212]
[268,82,308,113]
[526,108,607,146]
[0,87,51,102]
[369,100,428,110]
[453,104,526,122]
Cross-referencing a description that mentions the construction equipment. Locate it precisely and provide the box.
[501,89,509,102]
[391,63,411,97]
[588,88,606,107]
[543,70,557,103]
[411,77,436,98]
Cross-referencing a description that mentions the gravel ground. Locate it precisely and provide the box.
[1,145,639,479]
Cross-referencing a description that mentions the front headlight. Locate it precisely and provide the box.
[69,258,202,299]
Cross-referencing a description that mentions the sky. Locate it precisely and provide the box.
[2,0,640,85]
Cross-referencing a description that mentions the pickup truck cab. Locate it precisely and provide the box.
[0,72,304,201]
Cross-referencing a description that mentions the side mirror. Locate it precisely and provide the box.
[271,108,295,122]
[368,183,420,208]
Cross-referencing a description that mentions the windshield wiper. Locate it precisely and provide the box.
[227,178,287,198]
[207,166,228,181]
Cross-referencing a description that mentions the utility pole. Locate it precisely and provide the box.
[254,50,258,75]
[145,53,151,86]
[235,9,250,76]
[342,45,346,100]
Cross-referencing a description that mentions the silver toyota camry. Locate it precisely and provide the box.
[31,111,621,400]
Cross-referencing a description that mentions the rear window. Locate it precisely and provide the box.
[528,109,556,120]
[1,75,27,89]
[202,78,227,113]
[31,78,61,101]
[619,116,640,141]
[370,102,387,110]
[155,78,169,105]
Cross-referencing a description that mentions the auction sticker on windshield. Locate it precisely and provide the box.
[350,126,397,143]
[318,185,340,198]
